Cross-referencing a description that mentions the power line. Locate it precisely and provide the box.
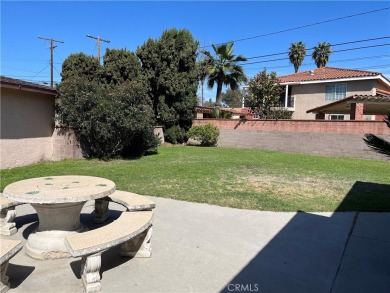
[244,55,390,70]
[30,64,50,81]
[245,36,390,60]
[241,43,390,65]
[200,7,390,48]
[37,36,64,88]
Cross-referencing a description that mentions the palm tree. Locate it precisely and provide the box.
[201,42,247,107]
[312,42,332,68]
[364,115,390,157]
[288,42,306,73]
[197,59,210,106]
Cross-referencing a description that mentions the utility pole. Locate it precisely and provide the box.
[86,35,110,63]
[38,36,64,89]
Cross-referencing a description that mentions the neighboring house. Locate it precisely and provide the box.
[0,76,56,169]
[278,67,390,120]
[195,106,254,119]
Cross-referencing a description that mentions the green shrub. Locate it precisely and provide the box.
[187,123,220,146]
[268,108,293,119]
[165,125,187,144]
[56,77,160,160]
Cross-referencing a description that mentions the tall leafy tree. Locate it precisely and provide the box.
[246,69,284,118]
[201,42,247,107]
[288,42,306,73]
[101,48,143,85]
[58,49,159,159]
[137,28,199,143]
[364,115,390,157]
[221,88,244,108]
[312,42,332,68]
[61,53,101,82]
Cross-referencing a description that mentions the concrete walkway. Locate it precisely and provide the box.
[3,197,390,293]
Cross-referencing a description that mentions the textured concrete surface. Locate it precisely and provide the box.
[1,197,389,293]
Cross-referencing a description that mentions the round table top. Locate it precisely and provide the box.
[3,175,116,204]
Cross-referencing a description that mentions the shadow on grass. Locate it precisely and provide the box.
[220,181,390,292]
[335,181,390,212]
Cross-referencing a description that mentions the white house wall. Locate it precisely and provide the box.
[291,79,376,119]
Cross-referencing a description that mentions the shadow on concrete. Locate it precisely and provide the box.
[220,181,390,293]
[7,263,35,288]
[69,208,134,278]
[69,246,134,279]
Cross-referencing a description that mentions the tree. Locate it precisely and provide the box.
[61,53,101,82]
[137,28,199,144]
[246,69,284,118]
[101,48,143,85]
[220,88,244,108]
[201,42,247,107]
[203,98,215,107]
[364,115,390,157]
[56,77,159,159]
[288,42,306,73]
[312,42,332,68]
[197,58,211,106]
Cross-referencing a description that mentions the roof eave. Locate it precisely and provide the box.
[1,82,57,96]
[280,75,384,86]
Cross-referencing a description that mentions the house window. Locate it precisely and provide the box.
[329,115,345,120]
[325,83,347,101]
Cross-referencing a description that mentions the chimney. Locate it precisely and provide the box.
[309,70,314,76]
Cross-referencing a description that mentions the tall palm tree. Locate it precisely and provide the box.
[312,42,332,68]
[197,59,210,106]
[288,42,306,73]
[201,42,247,107]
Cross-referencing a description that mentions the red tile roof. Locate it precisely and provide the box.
[0,76,57,95]
[279,67,383,83]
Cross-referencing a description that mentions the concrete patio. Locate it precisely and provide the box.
[3,196,390,292]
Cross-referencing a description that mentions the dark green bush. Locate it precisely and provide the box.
[56,77,160,159]
[187,123,220,146]
[165,125,187,144]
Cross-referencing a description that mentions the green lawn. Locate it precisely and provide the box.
[1,145,389,212]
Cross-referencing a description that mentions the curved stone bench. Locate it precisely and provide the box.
[93,191,156,259]
[1,239,23,293]
[0,194,24,236]
[94,190,156,223]
[64,210,154,293]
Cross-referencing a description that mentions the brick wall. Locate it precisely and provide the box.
[192,119,389,161]
[52,127,83,161]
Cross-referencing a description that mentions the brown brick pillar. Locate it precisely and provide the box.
[315,113,325,120]
[350,103,364,120]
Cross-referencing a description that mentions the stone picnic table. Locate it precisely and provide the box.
[3,175,116,260]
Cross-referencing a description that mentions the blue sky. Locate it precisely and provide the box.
[1,1,389,102]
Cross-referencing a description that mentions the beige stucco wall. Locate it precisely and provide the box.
[0,88,55,169]
[291,79,376,119]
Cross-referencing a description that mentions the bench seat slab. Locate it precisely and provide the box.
[93,191,155,224]
[0,240,23,293]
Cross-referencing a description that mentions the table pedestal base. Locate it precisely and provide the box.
[26,202,87,260]
[26,227,87,260]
